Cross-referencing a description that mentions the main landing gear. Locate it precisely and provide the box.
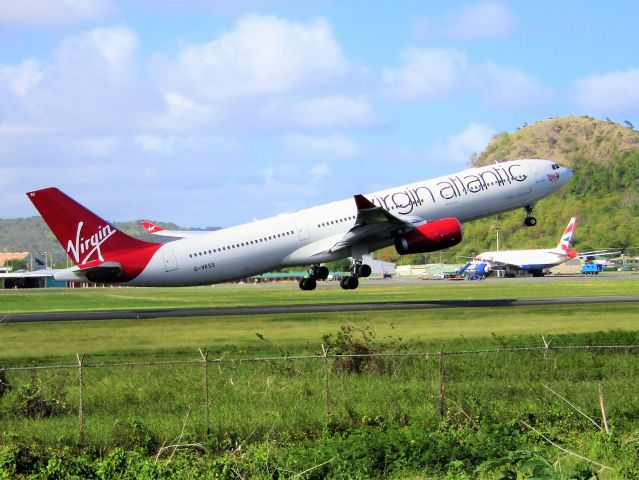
[524,205,537,227]
[298,264,329,291]
[339,260,371,290]
[298,260,372,291]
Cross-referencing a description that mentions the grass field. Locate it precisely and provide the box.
[1,277,639,478]
[1,275,638,313]
[1,277,638,362]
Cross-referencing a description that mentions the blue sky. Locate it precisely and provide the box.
[1,0,638,227]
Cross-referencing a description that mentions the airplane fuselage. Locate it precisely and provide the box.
[120,159,570,286]
[475,249,570,271]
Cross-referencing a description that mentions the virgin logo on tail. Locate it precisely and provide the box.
[66,222,116,264]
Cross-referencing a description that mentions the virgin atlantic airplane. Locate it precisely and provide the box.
[21,159,571,290]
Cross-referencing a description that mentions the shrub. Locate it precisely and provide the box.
[322,325,385,374]
[110,420,159,454]
[13,379,67,419]
[0,368,10,398]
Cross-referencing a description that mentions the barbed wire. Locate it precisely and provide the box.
[2,343,637,372]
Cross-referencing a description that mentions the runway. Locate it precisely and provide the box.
[3,294,639,324]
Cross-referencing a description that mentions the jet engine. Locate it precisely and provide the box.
[395,218,462,255]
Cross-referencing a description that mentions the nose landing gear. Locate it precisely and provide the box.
[524,205,537,227]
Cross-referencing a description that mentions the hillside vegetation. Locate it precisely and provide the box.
[1,116,638,265]
[477,115,639,166]
[458,116,639,257]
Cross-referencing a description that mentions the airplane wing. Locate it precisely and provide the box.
[141,220,207,238]
[283,194,460,264]
[578,250,621,259]
[329,194,419,253]
[0,269,56,278]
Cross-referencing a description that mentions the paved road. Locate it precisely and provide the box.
[3,294,639,324]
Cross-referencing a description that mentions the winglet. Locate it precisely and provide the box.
[141,220,164,234]
[354,194,375,211]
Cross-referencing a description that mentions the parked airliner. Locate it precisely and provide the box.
[468,217,578,277]
[21,159,571,290]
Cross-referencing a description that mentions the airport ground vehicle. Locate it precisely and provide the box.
[581,263,603,275]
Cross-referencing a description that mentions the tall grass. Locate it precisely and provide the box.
[2,338,638,451]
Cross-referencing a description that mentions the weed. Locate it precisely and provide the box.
[13,377,67,419]
[110,420,159,454]
[0,369,10,398]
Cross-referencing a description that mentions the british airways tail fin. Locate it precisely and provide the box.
[555,217,577,257]
[27,188,159,268]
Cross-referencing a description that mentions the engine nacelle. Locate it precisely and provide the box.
[395,218,462,255]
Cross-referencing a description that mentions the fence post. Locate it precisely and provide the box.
[199,348,210,436]
[76,353,84,447]
[321,344,331,420]
[438,347,446,420]
[599,384,610,434]
[542,335,553,403]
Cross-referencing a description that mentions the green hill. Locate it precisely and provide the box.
[457,116,639,259]
[2,116,638,266]
[378,116,639,263]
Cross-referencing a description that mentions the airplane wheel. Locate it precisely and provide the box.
[524,216,537,227]
[317,266,329,280]
[357,264,372,278]
[303,277,317,290]
[340,276,358,290]
[299,279,307,290]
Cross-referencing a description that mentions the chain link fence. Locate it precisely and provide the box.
[1,343,638,448]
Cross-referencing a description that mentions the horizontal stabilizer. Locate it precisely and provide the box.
[141,220,207,238]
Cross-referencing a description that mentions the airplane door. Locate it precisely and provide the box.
[296,222,310,241]
[162,249,179,272]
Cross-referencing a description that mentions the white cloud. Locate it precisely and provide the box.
[475,63,552,109]
[63,136,122,157]
[2,26,147,133]
[290,95,377,130]
[134,134,176,155]
[54,26,138,83]
[428,123,495,166]
[444,1,515,39]
[157,14,351,101]
[283,133,364,161]
[413,1,515,40]
[258,95,378,131]
[308,162,331,182]
[141,92,217,132]
[382,48,469,101]
[0,59,42,97]
[382,48,551,109]
[0,123,50,137]
[0,0,114,29]
[572,68,639,116]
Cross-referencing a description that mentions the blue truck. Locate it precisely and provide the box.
[581,263,603,275]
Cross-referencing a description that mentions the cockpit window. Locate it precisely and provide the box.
[551,163,560,170]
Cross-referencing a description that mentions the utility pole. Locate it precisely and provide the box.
[493,219,501,251]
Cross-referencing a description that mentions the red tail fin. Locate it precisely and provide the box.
[27,188,160,269]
